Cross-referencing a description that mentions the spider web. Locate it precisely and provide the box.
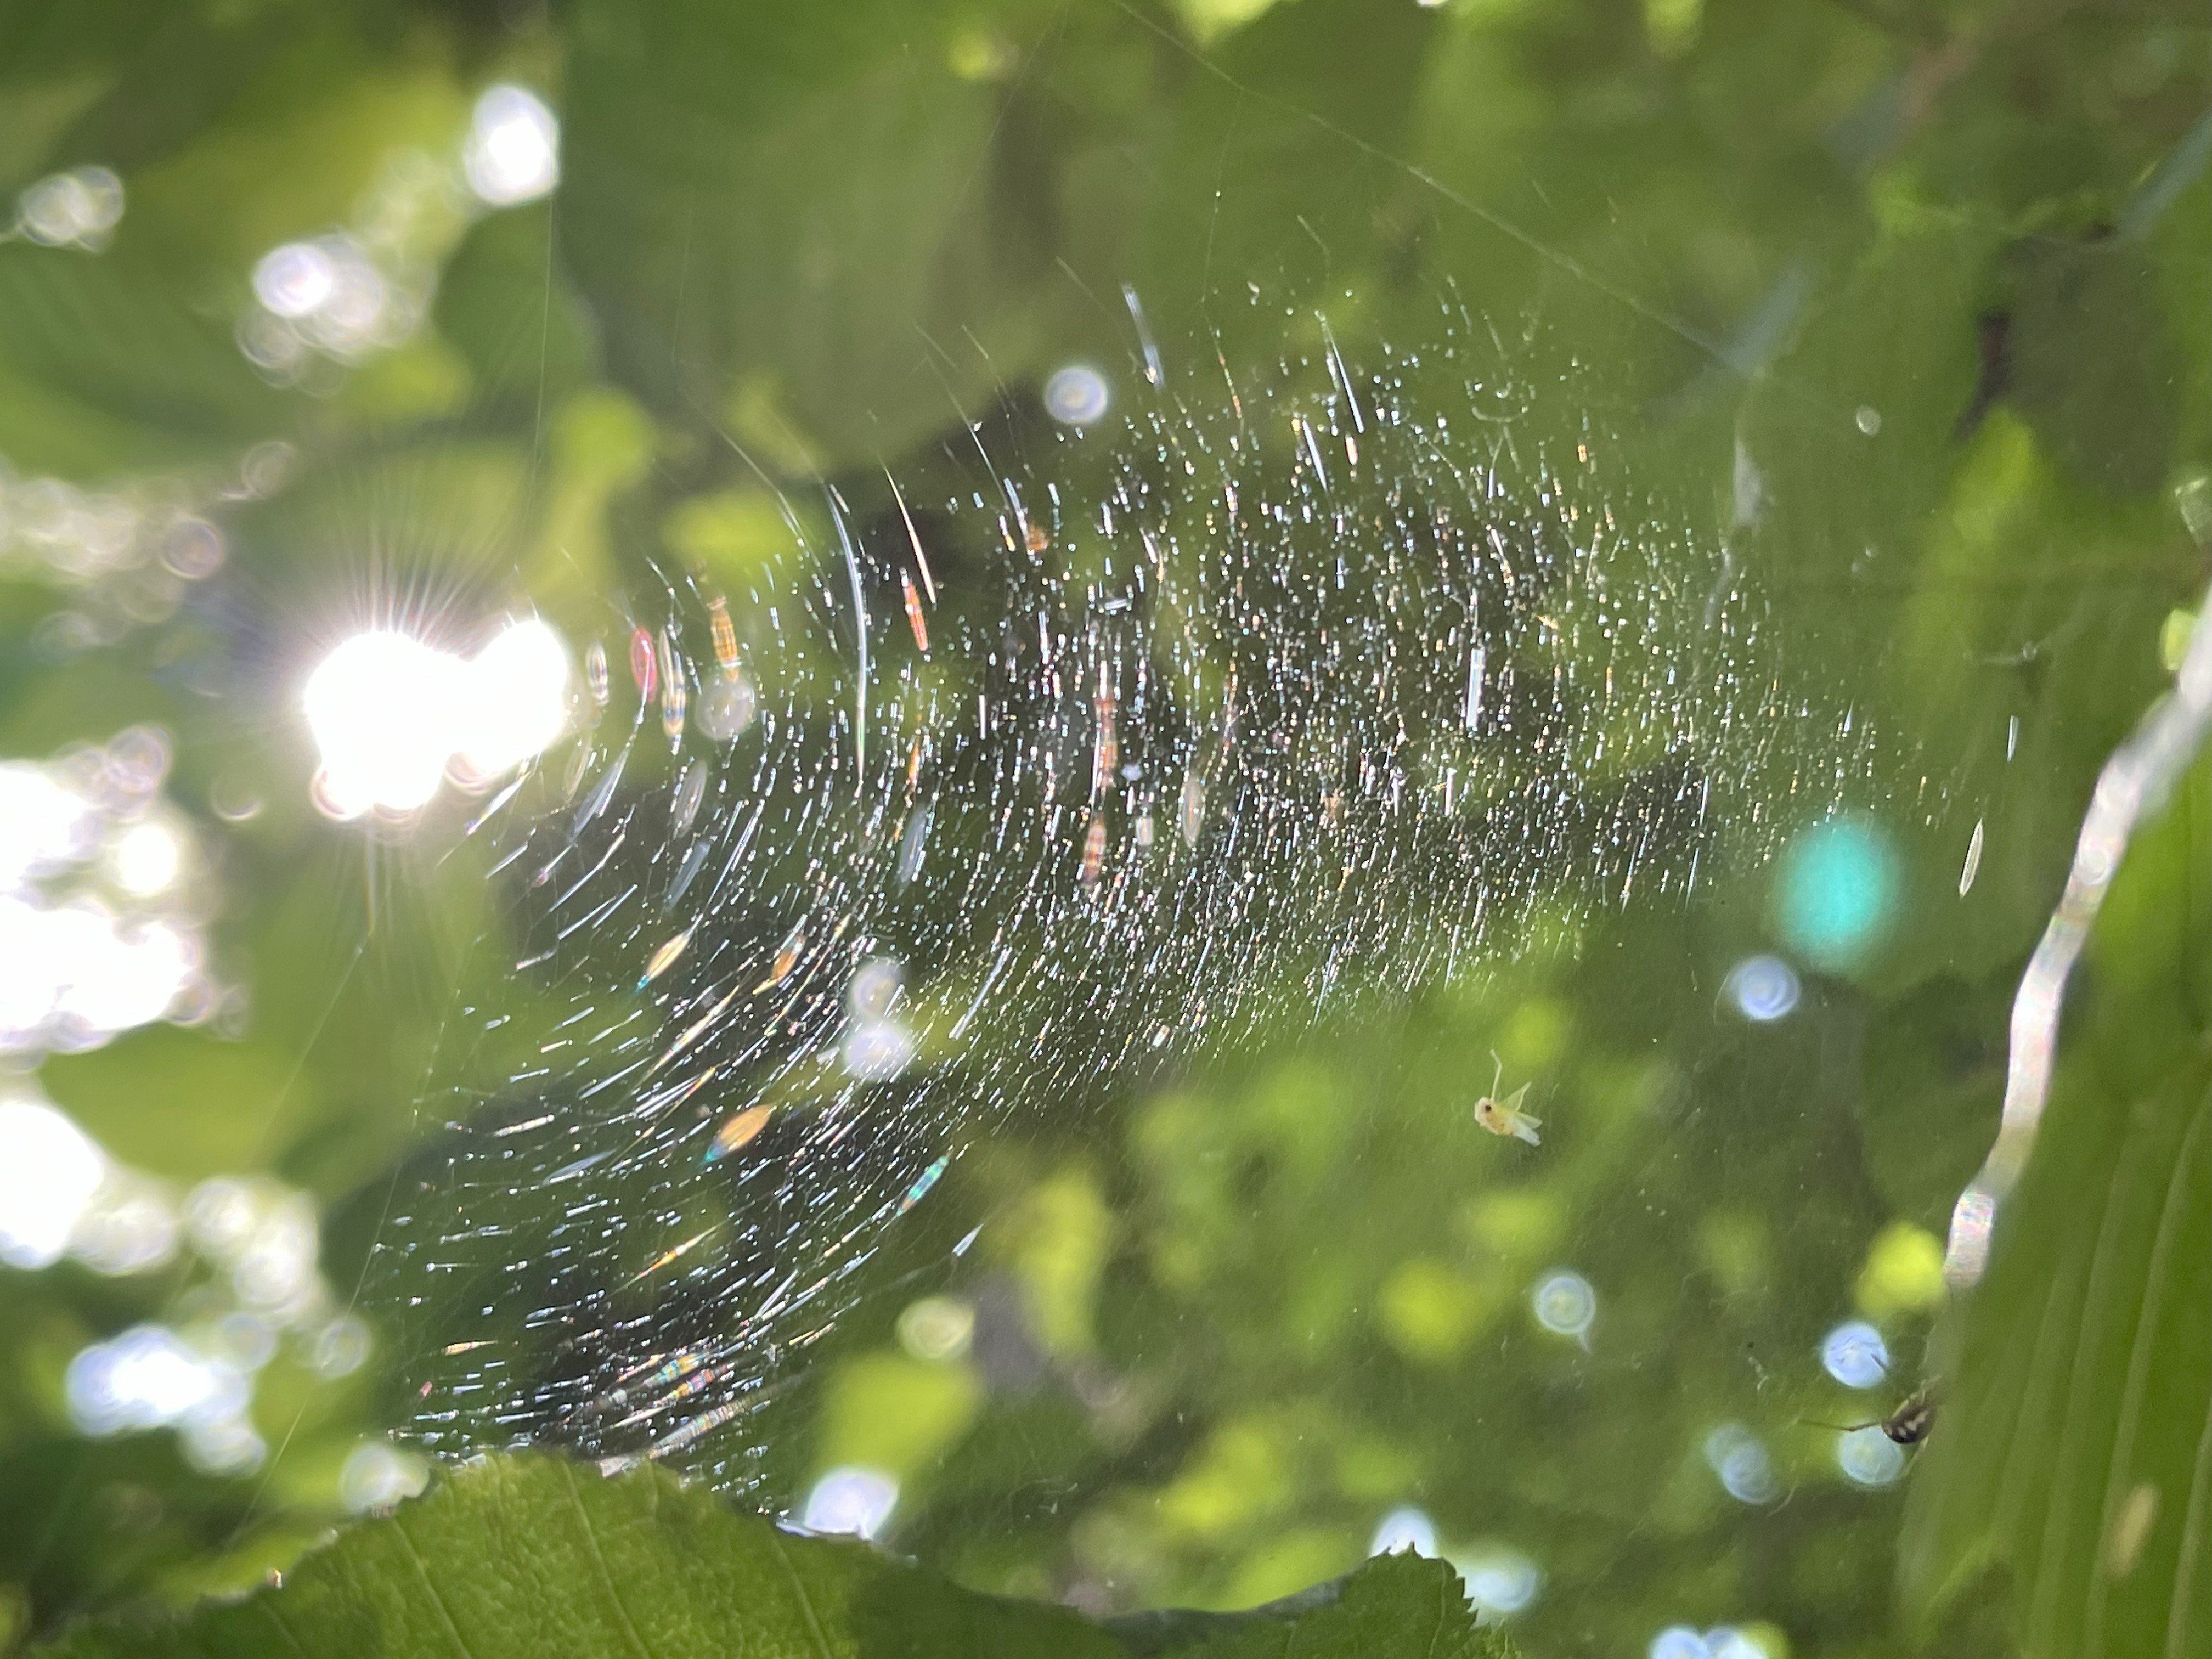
[362,295,1875,1495]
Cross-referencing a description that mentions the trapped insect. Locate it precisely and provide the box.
[1472,1050,1543,1146]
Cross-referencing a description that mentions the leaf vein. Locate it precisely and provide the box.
[561,1458,656,1659]
[2162,1385,2212,1659]
[2085,1094,2209,1658]
[765,1528,836,1659]
[392,1513,479,1659]
[1989,1256,2089,1554]
[259,1597,308,1657]
[2027,1104,2147,1653]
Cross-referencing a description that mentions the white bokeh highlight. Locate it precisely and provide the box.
[464,85,561,206]
[306,621,571,817]
[252,242,338,318]
[0,1096,108,1268]
[1369,1505,1437,1556]
[0,898,196,1052]
[456,618,575,780]
[1454,1543,1542,1616]
[65,1324,263,1472]
[1819,1320,1889,1389]
[16,166,125,251]
[1043,364,1111,426]
[1723,953,1801,1022]
[1530,1268,1596,1343]
[1651,1627,1710,1659]
[1702,1424,1779,1505]
[1835,1424,1905,1486]
[800,1466,899,1539]
[0,762,99,883]
[341,1441,431,1513]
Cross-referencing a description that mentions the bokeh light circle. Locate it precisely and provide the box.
[464,84,561,206]
[1774,816,1900,973]
[1043,364,1110,425]
[1702,1424,1779,1505]
[1369,1505,1437,1556]
[1723,954,1800,1022]
[1650,1627,1710,1659]
[253,243,338,319]
[1530,1269,1596,1340]
[1835,1424,1906,1486]
[1455,1544,1542,1615]
[696,671,758,743]
[1819,1320,1889,1389]
[800,1466,898,1539]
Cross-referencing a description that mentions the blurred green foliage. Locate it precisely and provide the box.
[0,1,2205,1656]
[37,1450,1515,1659]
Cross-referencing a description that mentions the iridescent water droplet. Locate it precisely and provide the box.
[696,671,757,744]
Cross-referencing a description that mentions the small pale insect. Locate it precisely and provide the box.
[900,572,929,653]
[584,639,610,705]
[1471,1051,1543,1146]
[1024,517,1050,554]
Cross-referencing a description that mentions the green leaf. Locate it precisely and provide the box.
[34,1452,1515,1659]
[2006,235,2181,499]
[1108,1549,1511,1658]
[560,0,1073,468]
[40,1027,321,1184]
[1900,760,2212,1659]
[432,203,597,416]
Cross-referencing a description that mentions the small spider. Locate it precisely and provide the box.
[1810,1369,1939,1446]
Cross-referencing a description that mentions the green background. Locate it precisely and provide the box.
[0,2,2205,1656]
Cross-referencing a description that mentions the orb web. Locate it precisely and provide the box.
[363,301,1875,1493]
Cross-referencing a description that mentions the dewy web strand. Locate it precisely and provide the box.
[365,306,1883,1491]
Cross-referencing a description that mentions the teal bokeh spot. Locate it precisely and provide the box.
[1775,817,1899,972]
